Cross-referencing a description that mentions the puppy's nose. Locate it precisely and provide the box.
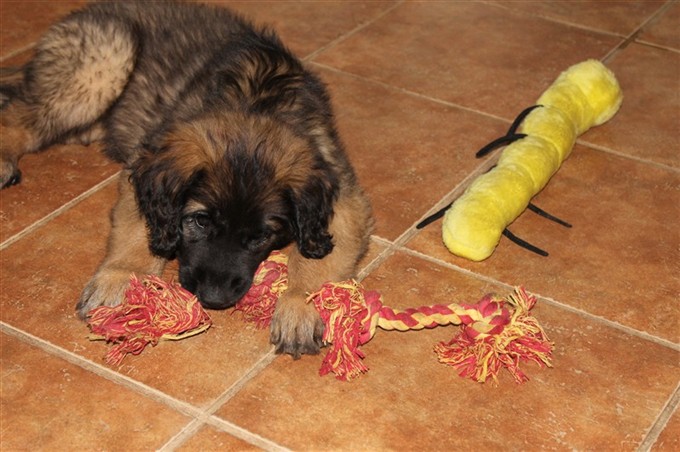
[195,276,251,310]
[195,282,233,310]
[196,287,231,310]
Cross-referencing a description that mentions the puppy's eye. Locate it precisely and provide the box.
[193,213,211,229]
[247,231,272,250]
[183,212,211,229]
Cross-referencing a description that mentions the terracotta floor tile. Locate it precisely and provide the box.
[585,43,679,168]
[652,407,680,451]
[0,1,86,57]
[319,66,507,240]
[176,425,261,451]
[0,183,274,406]
[489,1,667,36]
[407,145,680,343]
[0,144,120,243]
[216,252,679,450]
[314,2,621,120]
[222,0,398,58]
[638,2,680,50]
[1,333,190,450]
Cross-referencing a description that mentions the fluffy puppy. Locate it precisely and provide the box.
[0,2,372,357]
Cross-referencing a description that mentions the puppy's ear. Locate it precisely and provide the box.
[292,173,338,259]
[130,148,200,259]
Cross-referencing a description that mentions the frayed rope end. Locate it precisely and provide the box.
[434,287,553,384]
[87,275,212,365]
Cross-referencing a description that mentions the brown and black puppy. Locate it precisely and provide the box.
[0,2,372,357]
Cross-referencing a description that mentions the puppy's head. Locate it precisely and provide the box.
[131,114,337,309]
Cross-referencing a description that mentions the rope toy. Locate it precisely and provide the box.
[86,253,552,383]
[419,60,623,261]
[87,275,212,365]
[235,252,553,383]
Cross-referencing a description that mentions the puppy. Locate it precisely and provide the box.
[0,2,372,357]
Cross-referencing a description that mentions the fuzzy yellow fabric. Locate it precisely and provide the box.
[443,60,622,261]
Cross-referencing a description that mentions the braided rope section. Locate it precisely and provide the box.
[87,275,212,365]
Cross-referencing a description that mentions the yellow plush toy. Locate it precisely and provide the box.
[440,59,622,261]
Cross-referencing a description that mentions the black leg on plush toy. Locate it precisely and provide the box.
[475,105,541,158]
[475,134,527,159]
[527,203,572,228]
[501,229,548,257]
[416,204,449,229]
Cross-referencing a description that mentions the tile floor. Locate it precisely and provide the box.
[1,1,678,450]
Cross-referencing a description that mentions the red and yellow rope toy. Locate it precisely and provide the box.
[235,252,553,383]
[88,252,553,383]
[87,275,212,365]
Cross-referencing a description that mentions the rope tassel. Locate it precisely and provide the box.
[87,275,212,365]
[433,287,553,384]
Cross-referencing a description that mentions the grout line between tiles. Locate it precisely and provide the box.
[202,416,291,452]
[633,38,680,55]
[578,139,679,173]
[159,350,287,452]
[479,0,630,41]
[161,410,290,452]
[0,171,120,251]
[482,0,680,61]
[638,383,680,452]
[600,36,631,65]
[602,0,677,63]
[393,246,680,352]
[203,416,291,452]
[1,321,289,451]
[311,60,512,125]
[302,0,404,62]
[395,244,526,291]
[203,350,278,413]
[356,235,396,281]
[0,321,203,418]
[0,43,35,63]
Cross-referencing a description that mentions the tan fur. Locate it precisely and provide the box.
[167,112,322,198]
[77,172,166,315]
[31,18,136,134]
[271,187,373,357]
[0,102,40,174]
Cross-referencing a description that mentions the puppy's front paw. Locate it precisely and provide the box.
[76,269,131,319]
[0,160,21,188]
[270,291,324,359]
